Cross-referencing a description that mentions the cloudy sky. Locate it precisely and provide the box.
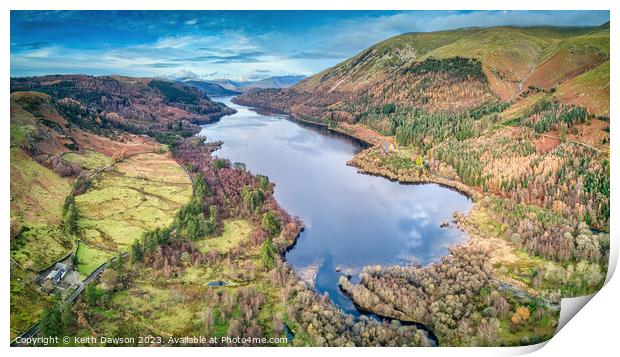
[10,10,610,81]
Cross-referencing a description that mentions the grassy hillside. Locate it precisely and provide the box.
[10,92,74,270]
[10,75,236,140]
[296,28,475,92]
[75,241,113,277]
[556,60,610,116]
[10,93,70,339]
[525,29,609,98]
[76,152,192,251]
[420,27,553,99]
[62,150,115,171]
[9,147,72,339]
[238,24,609,117]
[196,219,253,254]
[10,148,72,270]
[9,90,196,340]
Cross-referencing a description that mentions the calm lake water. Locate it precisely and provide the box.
[200,97,472,315]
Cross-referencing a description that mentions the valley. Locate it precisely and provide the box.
[9,21,610,347]
[9,78,230,340]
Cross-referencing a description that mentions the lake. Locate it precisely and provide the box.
[200,97,472,315]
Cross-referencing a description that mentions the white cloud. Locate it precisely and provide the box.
[153,35,204,49]
[409,204,431,227]
[303,10,609,60]
[11,11,609,79]
[406,229,423,249]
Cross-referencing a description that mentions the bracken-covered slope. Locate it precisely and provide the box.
[235,25,610,346]
[11,75,236,134]
[236,23,609,117]
[9,86,192,340]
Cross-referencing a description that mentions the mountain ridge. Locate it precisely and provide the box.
[182,80,242,96]
[10,74,237,136]
[181,75,307,94]
[237,24,609,117]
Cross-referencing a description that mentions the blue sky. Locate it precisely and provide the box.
[10,10,610,81]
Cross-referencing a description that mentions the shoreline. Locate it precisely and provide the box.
[338,286,439,347]
[223,100,485,344]
[230,98,481,201]
[227,100,559,327]
[347,159,481,201]
[230,97,375,148]
[198,103,440,345]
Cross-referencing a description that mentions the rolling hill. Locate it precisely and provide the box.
[179,75,306,97]
[10,75,236,133]
[8,75,238,339]
[9,89,192,339]
[242,75,307,89]
[204,75,306,92]
[236,23,609,117]
[183,80,241,96]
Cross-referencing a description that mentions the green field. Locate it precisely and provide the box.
[76,241,113,277]
[62,150,115,172]
[196,219,253,254]
[75,152,192,251]
[75,219,294,345]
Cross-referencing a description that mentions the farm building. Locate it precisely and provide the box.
[46,263,69,284]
